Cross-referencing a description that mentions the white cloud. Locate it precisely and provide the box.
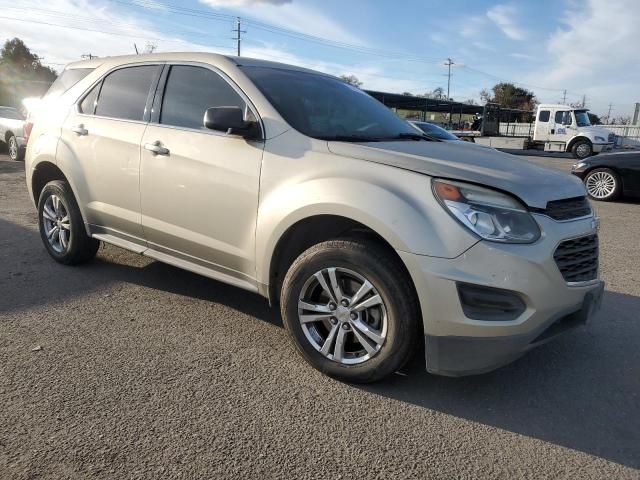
[0,0,218,68]
[202,0,290,5]
[199,0,364,46]
[486,3,527,40]
[528,0,640,116]
[509,52,533,60]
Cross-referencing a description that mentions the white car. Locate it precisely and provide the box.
[0,106,27,161]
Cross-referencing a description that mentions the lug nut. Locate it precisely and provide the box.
[341,299,349,307]
[342,323,350,330]
[329,303,337,311]
[330,317,338,325]
[350,312,357,320]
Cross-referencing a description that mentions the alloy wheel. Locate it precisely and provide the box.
[586,171,616,199]
[42,194,71,253]
[297,267,387,365]
[8,136,18,160]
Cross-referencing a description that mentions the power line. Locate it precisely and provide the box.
[0,14,235,51]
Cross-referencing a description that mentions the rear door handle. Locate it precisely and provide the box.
[144,141,170,156]
[71,125,88,136]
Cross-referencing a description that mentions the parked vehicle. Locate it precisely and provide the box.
[409,121,460,141]
[25,53,604,382]
[0,106,26,161]
[456,103,614,159]
[572,151,640,201]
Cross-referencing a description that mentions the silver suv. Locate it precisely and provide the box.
[25,53,604,382]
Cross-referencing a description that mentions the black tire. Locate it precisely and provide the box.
[38,180,100,265]
[584,168,622,202]
[280,239,420,383]
[572,139,593,159]
[7,134,24,161]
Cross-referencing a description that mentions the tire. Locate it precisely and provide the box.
[38,180,100,264]
[280,239,419,383]
[584,168,622,201]
[572,139,593,159]
[7,134,23,161]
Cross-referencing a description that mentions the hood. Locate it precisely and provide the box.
[577,125,611,136]
[327,140,586,209]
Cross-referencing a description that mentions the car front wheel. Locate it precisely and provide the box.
[280,239,419,383]
[584,168,621,201]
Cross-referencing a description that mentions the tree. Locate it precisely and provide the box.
[431,87,445,99]
[587,112,602,125]
[0,38,57,107]
[479,82,537,110]
[611,115,631,125]
[339,74,362,88]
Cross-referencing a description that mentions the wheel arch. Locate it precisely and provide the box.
[265,214,419,312]
[567,135,592,152]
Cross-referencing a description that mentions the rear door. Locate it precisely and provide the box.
[534,109,551,141]
[61,64,162,245]
[139,63,264,283]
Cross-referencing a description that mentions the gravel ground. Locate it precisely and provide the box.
[1,150,639,479]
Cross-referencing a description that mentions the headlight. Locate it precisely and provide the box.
[432,179,541,244]
[572,161,588,172]
[594,136,605,142]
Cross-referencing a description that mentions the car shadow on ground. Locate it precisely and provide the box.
[1,218,638,469]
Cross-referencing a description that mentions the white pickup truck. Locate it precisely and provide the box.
[458,104,614,159]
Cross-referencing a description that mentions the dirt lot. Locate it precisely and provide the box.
[1,151,639,479]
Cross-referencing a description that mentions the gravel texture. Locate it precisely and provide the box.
[1,151,639,479]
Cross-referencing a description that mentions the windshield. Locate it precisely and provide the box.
[574,110,591,127]
[412,122,458,140]
[240,66,419,141]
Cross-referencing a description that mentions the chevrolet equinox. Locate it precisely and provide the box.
[25,53,604,382]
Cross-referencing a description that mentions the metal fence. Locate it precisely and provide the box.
[496,124,640,147]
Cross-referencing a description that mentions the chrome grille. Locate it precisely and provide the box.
[554,234,599,283]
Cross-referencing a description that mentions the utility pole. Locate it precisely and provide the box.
[581,94,587,108]
[607,103,613,123]
[444,58,454,101]
[233,17,246,57]
[562,89,567,104]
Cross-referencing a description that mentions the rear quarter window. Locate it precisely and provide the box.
[538,110,550,122]
[45,68,95,98]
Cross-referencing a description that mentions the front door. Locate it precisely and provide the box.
[551,109,572,143]
[60,64,161,244]
[140,64,264,282]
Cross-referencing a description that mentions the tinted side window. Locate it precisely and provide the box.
[79,83,100,114]
[160,65,246,130]
[95,66,157,121]
[538,110,550,122]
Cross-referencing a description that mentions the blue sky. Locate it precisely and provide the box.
[1,0,638,118]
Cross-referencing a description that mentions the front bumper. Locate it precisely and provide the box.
[399,214,603,376]
[592,142,613,153]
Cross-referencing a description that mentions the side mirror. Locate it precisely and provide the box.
[204,106,257,138]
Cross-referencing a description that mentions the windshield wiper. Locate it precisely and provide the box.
[384,132,439,141]
[316,135,383,142]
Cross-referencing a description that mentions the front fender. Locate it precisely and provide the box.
[255,169,478,286]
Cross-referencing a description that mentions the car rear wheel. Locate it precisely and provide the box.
[7,134,23,161]
[584,168,621,201]
[38,180,100,264]
[280,239,419,383]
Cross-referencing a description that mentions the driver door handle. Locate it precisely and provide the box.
[71,125,88,136]
[144,141,170,156]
